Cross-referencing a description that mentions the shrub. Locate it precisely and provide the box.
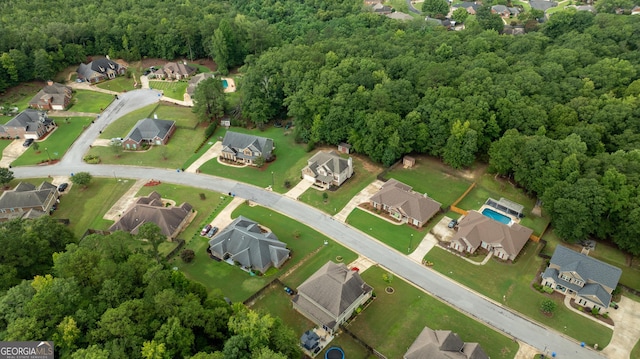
[602,312,609,319]
[533,283,543,292]
[204,122,217,138]
[540,299,557,314]
[578,306,584,312]
[180,249,195,263]
[83,154,101,164]
[591,307,600,315]
[543,286,554,294]
[284,180,291,189]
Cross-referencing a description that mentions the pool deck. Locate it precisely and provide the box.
[222,77,237,93]
[478,204,520,225]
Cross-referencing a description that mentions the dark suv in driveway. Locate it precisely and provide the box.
[22,139,34,147]
[58,183,69,192]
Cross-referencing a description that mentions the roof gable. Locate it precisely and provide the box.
[451,211,532,257]
[549,246,622,290]
[125,118,175,143]
[109,192,191,237]
[370,179,441,223]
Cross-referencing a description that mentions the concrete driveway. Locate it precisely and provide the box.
[334,180,383,221]
[602,295,640,359]
[0,140,27,167]
[185,141,222,173]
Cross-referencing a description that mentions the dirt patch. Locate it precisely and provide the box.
[0,81,45,105]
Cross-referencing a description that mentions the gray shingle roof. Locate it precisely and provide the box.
[293,261,372,328]
[208,216,289,273]
[0,181,56,213]
[369,179,441,224]
[304,151,351,184]
[187,73,215,96]
[221,131,274,161]
[29,83,72,108]
[77,58,124,79]
[125,118,175,143]
[543,246,621,306]
[404,326,489,359]
[5,110,52,130]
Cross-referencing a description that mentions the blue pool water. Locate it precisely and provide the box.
[482,208,511,225]
[222,79,229,89]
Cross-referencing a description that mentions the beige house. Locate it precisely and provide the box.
[542,246,621,312]
[292,261,372,333]
[301,151,354,189]
[0,182,58,221]
[109,191,193,240]
[449,211,532,261]
[184,73,215,102]
[404,326,489,359]
[153,62,196,80]
[369,179,441,228]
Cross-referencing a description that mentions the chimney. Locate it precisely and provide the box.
[47,80,53,86]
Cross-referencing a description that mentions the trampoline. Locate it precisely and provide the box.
[325,347,345,359]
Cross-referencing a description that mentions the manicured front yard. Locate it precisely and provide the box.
[149,80,188,101]
[298,154,383,215]
[423,245,613,348]
[386,156,472,206]
[11,117,94,166]
[353,266,519,359]
[52,177,135,238]
[198,127,311,194]
[89,104,202,169]
[174,203,358,302]
[69,89,115,113]
[96,76,137,93]
[346,208,423,254]
[0,139,14,158]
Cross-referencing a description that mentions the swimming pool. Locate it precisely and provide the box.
[482,208,511,225]
[222,79,229,89]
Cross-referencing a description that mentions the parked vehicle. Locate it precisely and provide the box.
[206,226,219,238]
[448,219,458,228]
[22,138,34,147]
[200,224,212,236]
[57,183,69,192]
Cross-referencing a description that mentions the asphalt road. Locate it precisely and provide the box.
[13,89,605,359]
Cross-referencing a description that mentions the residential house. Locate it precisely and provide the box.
[491,4,520,17]
[122,118,176,150]
[372,3,393,14]
[404,326,489,359]
[0,182,58,221]
[292,261,373,333]
[451,2,480,14]
[449,211,533,261]
[542,246,622,311]
[425,16,453,28]
[369,179,441,228]
[109,191,193,240]
[0,109,55,139]
[184,73,215,102]
[208,216,290,273]
[29,81,73,110]
[387,12,414,20]
[220,131,274,166]
[301,151,354,189]
[529,0,558,13]
[632,5,640,14]
[76,58,126,83]
[153,62,196,80]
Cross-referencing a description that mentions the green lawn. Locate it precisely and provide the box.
[89,104,202,169]
[386,157,472,207]
[352,266,519,359]
[346,208,424,254]
[198,127,311,194]
[95,76,137,93]
[11,117,94,166]
[68,90,115,113]
[298,155,383,215]
[173,203,358,302]
[250,284,373,359]
[0,83,41,113]
[189,63,213,73]
[423,245,613,348]
[632,338,640,359]
[52,177,135,238]
[0,139,13,158]
[149,80,188,101]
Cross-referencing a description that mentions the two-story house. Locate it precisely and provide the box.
[0,182,58,221]
[542,246,622,311]
[301,151,354,189]
[220,131,274,166]
[29,81,73,111]
[0,109,56,140]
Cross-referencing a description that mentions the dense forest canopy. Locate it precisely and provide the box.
[2,0,640,250]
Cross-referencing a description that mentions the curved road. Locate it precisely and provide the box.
[14,90,604,359]
[407,0,421,14]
